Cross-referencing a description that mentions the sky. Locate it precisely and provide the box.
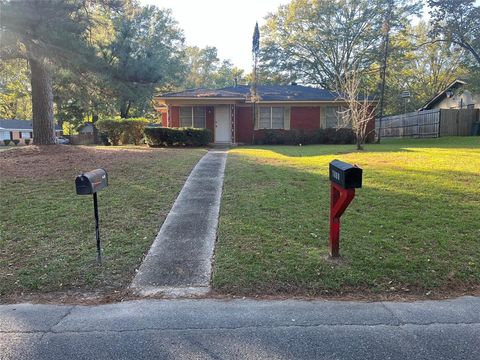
[140,0,289,72]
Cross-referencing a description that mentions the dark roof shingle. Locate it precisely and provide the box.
[159,84,342,101]
[226,85,340,101]
[0,119,62,131]
[159,87,246,99]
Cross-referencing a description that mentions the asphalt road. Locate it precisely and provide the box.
[1,297,479,359]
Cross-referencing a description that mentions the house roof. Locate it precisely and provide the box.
[222,85,341,101]
[157,84,346,102]
[158,87,246,99]
[420,79,467,110]
[0,119,62,131]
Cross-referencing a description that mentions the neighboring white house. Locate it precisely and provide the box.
[77,122,94,134]
[420,79,480,111]
[0,119,63,145]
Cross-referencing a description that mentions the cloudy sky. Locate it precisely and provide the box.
[140,0,289,72]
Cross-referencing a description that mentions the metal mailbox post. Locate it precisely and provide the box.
[75,169,108,264]
[329,160,362,257]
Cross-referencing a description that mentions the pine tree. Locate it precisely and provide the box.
[0,0,117,144]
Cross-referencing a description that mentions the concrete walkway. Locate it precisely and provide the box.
[1,297,479,359]
[131,149,228,297]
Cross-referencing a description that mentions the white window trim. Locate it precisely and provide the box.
[179,106,206,128]
[326,106,342,129]
[259,107,284,129]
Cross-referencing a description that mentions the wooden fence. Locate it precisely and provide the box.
[439,109,478,136]
[66,133,94,145]
[377,109,479,138]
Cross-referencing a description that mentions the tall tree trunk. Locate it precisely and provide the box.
[92,113,99,144]
[356,131,363,151]
[30,56,55,145]
[55,97,64,129]
[120,98,131,118]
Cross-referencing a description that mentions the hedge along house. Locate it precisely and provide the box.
[155,84,376,145]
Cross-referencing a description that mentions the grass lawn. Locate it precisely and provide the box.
[213,137,480,298]
[0,145,206,301]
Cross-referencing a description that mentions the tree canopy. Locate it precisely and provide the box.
[1,0,479,140]
[380,22,466,114]
[0,0,116,143]
[428,0,480,65]
[183,46,244,89]
[104,2,185,118]
[260,0,419,91]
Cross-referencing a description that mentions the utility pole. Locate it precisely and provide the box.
[251,22,260,144]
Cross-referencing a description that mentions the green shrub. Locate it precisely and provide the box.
[24,139,30,145]
[3,139,11,146]
[316,128,332,144]
[255,129,317,145]
[262,130,285,145]
[12,139,20,146]
[96,118,152,145]
[143,127,212,147]
[120,118,150,145]
[99,133,110,146]
[316,128,356,144]
[334,128,356,144]
[95,119,124,146]
[254,128,356,145]
[292,129,317,145]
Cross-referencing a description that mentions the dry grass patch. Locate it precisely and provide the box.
[0,145,206,301]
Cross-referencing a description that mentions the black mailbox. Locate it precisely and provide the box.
[75,168,108,195]
[329,160,362,189]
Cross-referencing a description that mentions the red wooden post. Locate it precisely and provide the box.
[329,183,356,257]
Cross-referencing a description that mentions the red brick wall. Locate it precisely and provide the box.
[206,106,214,138]
[236,106,321,143]
[170,106,180,127]
[161,111,167,126]
[235,106,254,143]
[11,131,20,140]
[13,131,33,144]
[291,106,320,130]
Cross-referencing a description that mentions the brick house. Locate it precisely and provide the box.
[0,119,63,145]
[155,84,376,145]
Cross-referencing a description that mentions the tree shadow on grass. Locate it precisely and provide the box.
[214,155,480,296]
[236,136,480,158]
